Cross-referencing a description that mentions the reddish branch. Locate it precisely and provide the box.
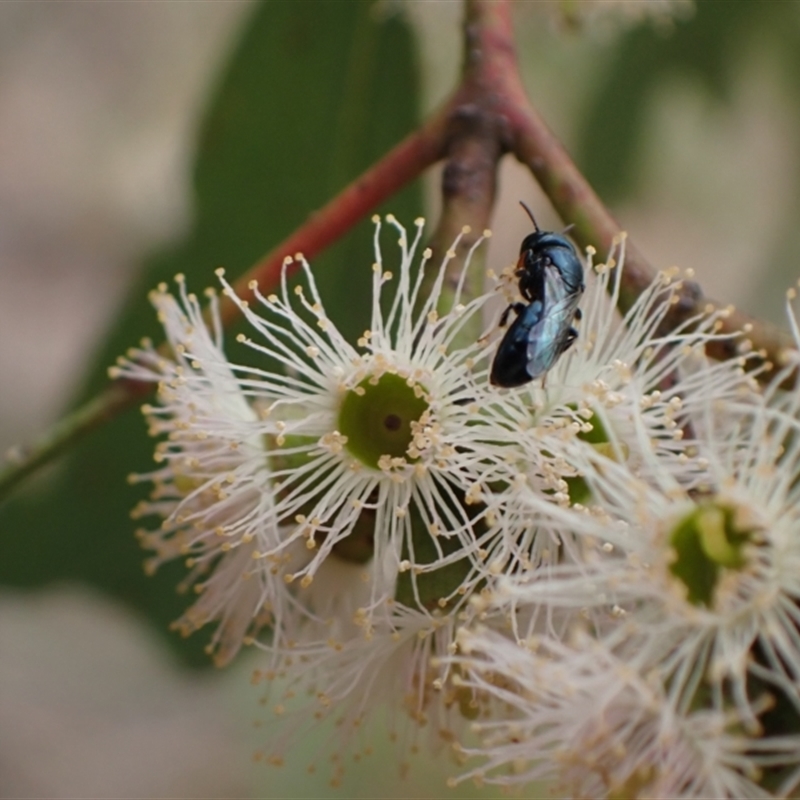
[455,1,792,371]
[221,109,450,327]
[0,0,792,501]
[0,109,450,500]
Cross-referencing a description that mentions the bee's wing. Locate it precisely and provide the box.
[525,273,583,379]
[490,299,546,387]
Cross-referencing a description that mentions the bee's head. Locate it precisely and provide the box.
[517,202,583,292]
[518,236,583,296]
[519,230,573,257]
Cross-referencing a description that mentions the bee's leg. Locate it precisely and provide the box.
[574,308,582,321]
[518,266,544,303]
[560,327,579,354]
[498,303,526,329]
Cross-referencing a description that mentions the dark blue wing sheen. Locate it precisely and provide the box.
[490,299,545,387]
[524,267,583,379]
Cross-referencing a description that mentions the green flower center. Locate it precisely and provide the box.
[668,502,754,607]
[338,372,430,469]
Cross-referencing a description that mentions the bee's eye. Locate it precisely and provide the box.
[522,248,543,271]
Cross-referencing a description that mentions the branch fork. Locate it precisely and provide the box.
[0,0,791,501]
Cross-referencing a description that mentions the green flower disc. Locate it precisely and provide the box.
[668,503,752,607]
[338,372,429,469]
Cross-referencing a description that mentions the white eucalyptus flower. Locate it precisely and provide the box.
[470,238,759,582]
[251,579,479,782]
[211,216,511,613]
[490,363,800,736]
[110,278,278,665]
[111,216,538,665]
[491,238,756,479]
[113,208,786,795]
[449,625,798,798]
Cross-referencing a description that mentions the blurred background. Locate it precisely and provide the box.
[1,0,799,796]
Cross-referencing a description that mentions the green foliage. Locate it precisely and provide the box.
[577,0,800,203]
[0,0,421,667]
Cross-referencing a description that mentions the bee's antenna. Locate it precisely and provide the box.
[519,201,539,231]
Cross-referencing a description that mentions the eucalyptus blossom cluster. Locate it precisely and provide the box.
[111,214,800,797]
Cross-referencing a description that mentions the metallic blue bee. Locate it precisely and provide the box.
[490,203,585,388]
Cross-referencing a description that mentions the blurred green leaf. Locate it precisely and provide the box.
[576,0,797,202]
[0,0,421,667]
